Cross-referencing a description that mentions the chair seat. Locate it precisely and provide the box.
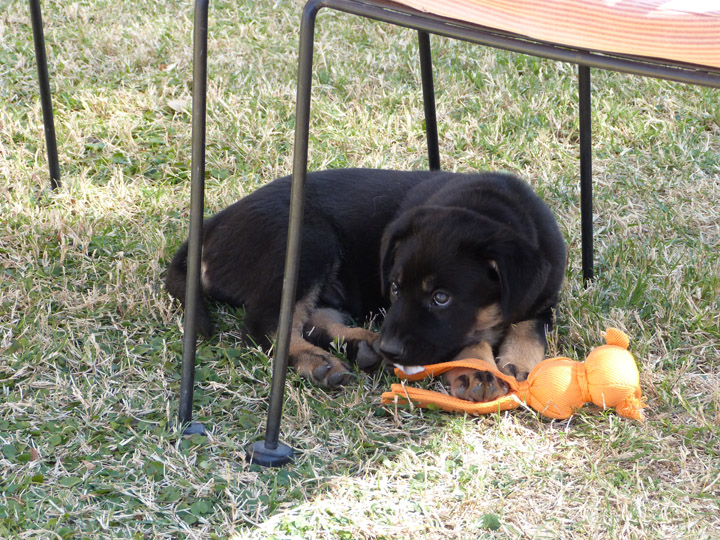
[390,0,720,70]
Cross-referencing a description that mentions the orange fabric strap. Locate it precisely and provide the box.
[380,328,646,420]
[381,383,522,414]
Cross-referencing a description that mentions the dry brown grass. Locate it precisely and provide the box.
[1,0,719,538]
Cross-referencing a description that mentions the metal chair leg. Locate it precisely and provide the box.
[578,64,594,283]
[418,30,440,171]
[28,0,60,189]
[246,0,325,468]
[177,0,209,437]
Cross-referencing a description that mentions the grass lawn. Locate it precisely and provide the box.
[1,0,719,538]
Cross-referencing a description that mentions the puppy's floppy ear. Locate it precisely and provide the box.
[447,209,551,321]
[380,207,425,296]
[380,209,421,295]
[487,233,551,323]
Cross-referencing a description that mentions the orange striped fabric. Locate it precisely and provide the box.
[390,0,720,69]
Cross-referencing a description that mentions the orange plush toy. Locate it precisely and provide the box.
[381,328,645,420]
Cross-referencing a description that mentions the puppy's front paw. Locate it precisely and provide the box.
[354,340,383,370]
[293,347,356,387]
[444,367,509,402]
[496,360,530,382]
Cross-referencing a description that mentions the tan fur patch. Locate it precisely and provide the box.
[496,320,546,376]
[467,303,504,346]
[306,308,379,344]
[453,341,495,364]
[200,260,211,290]
[286,290,353,384]
[288,338,350,381]
[288,286,321,348]
[421,275,436,293]
[475,303,503,330]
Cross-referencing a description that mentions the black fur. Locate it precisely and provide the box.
[166,169,422,343]
[378,171,566,368]
[166,168,566,372]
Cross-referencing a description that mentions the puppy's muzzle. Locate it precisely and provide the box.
[378,336,406,361]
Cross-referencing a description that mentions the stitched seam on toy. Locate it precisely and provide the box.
[576,366,592,405]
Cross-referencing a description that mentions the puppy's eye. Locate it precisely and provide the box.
[432,290,451,308]
[389,281,400,298]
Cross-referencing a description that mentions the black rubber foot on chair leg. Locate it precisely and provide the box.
[181,422,207,436]
[246,440,294,467]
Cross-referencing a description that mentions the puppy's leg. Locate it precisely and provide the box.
[495,319,547,381]
[289,293,356,387]
[305,308,382,370]
[443,303,508,402]
[443,342,509,403]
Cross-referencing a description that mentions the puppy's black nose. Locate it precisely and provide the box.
[378,337,405,361]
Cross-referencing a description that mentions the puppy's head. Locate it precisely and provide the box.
[378,206,550,367]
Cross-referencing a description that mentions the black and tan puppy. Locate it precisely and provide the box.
[377,172,566,401]
[166,168,566,402]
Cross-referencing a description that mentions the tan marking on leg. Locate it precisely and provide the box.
[306,308,380,345]
[288,339,355,386]
[496,319,546,380]
[305,307,382,370]
[453,341,496,364]
[286,289,354,386]
[289,290,318,339]
[444,302,507,401]
[286,338,328,370]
